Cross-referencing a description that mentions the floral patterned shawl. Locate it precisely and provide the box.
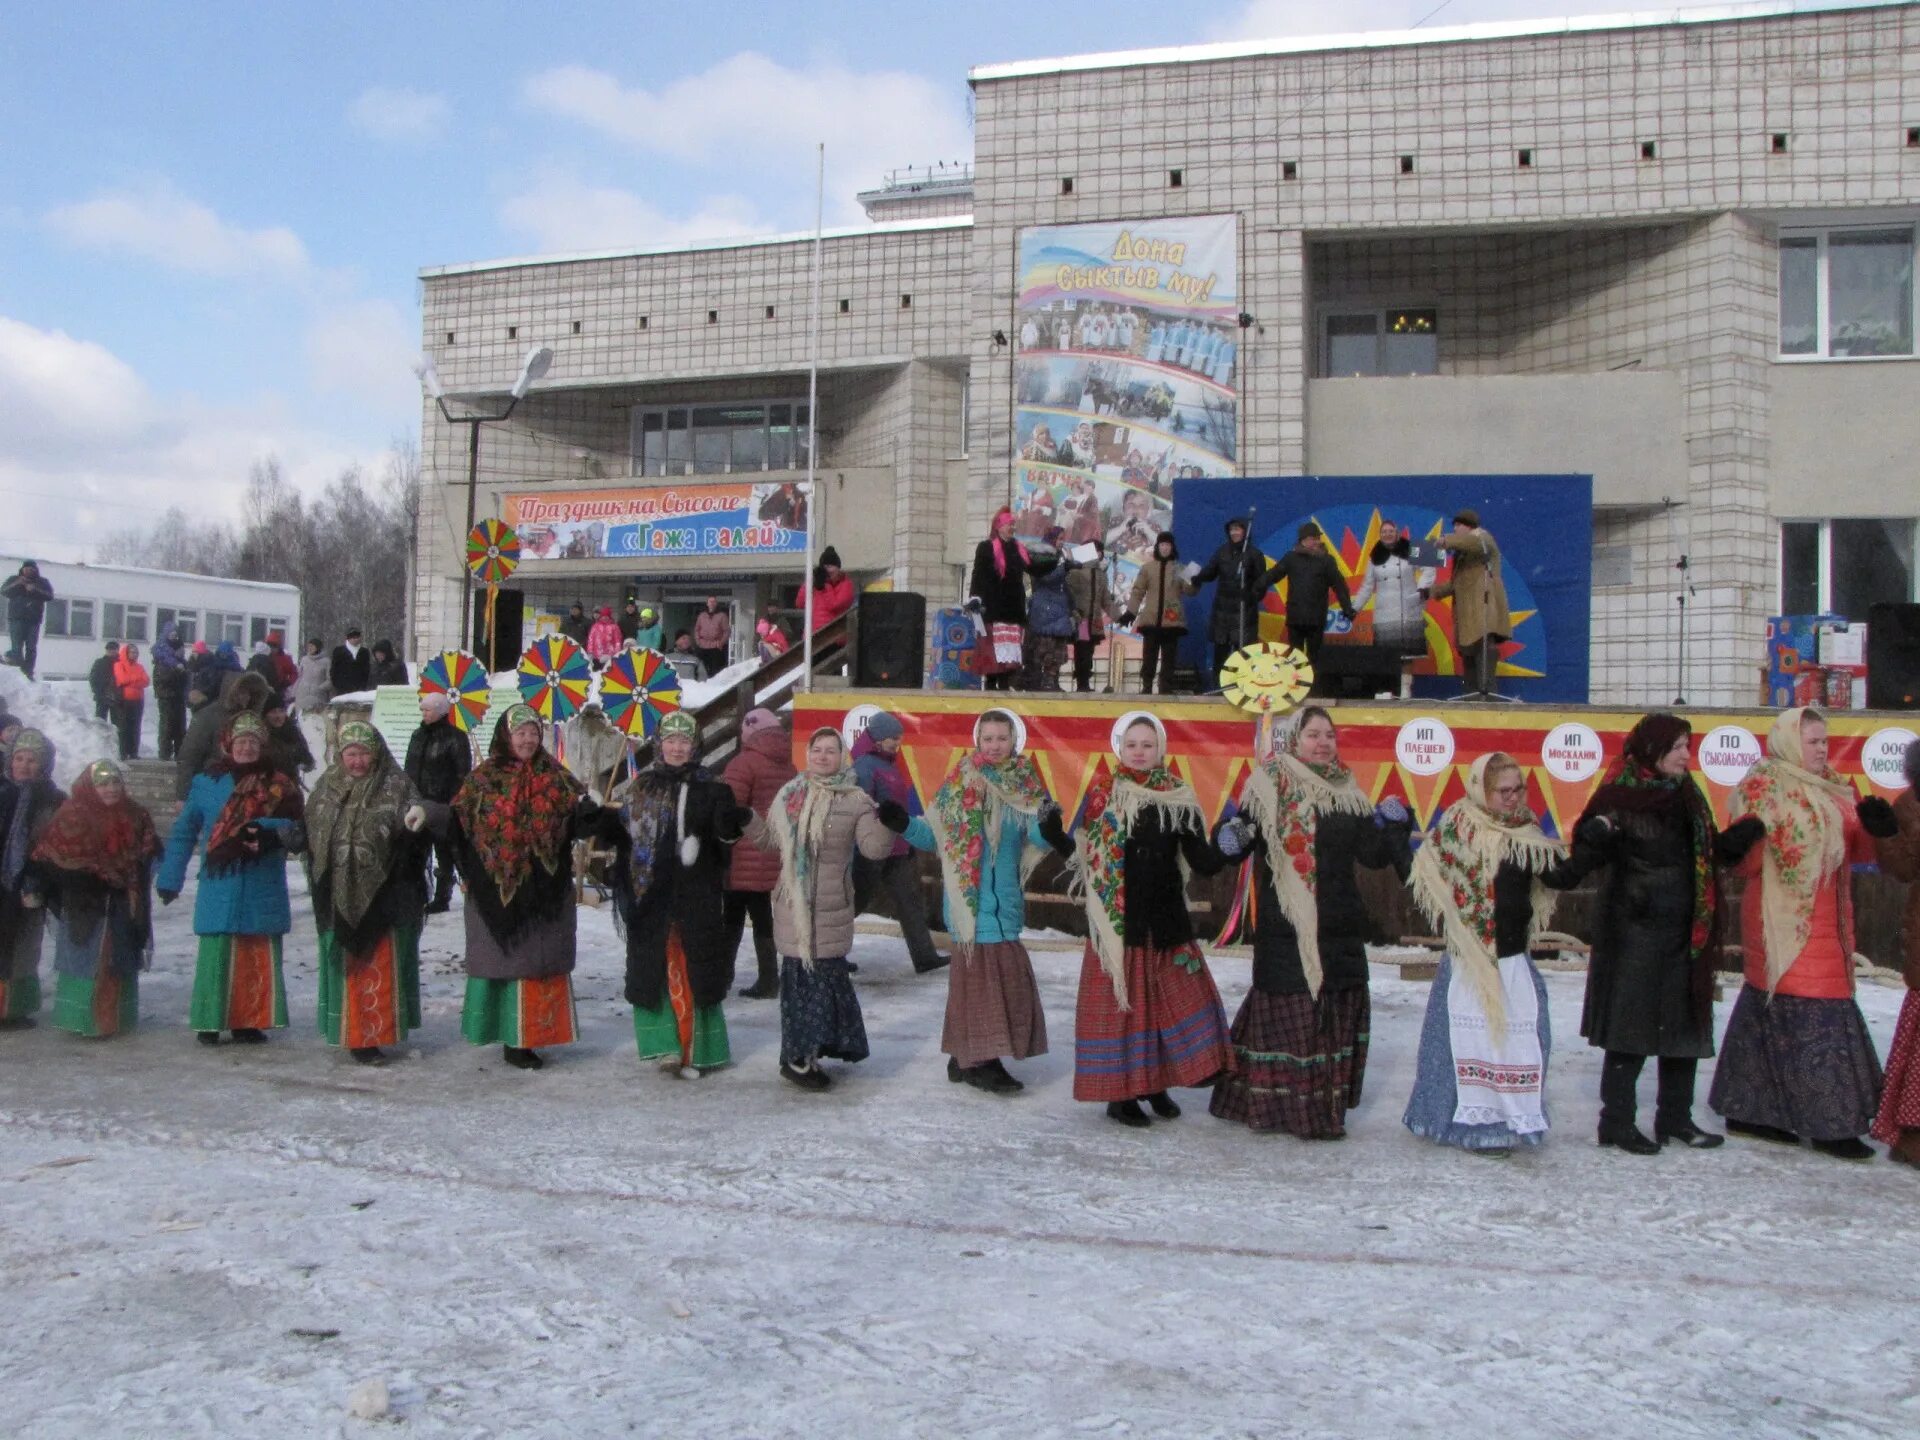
[206,717,304,871]
[452,718,584,908]
[1408,754,1566,1037]
[32,763,160,893]
[1074,763,1203,1010]
[1731,706,1858,991]
[304,723,418,931]
[926,749,1052,945]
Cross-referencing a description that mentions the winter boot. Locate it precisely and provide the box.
[503,1046,544,1070]
[781,1059,831,1092]
[1145,1090,1181,1119]
[1811,1137,1874,1162]
[1726,1118,1800,1146]
[1654,1117,1725,1149]
[196,1031,220,1046]
[1597,1121,1661,1155]
[350,1047,386,1066]
[231,1028,268,1045]
[1106,1100,1150,1128]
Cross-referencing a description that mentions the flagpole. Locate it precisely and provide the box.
[802,141,824,693]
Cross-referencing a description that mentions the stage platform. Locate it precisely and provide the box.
[793,690,1917,836]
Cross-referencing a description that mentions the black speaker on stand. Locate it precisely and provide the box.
[854,592,927,688]
[1867,602,1920,710]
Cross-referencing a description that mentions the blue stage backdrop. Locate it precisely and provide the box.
[1172,475,1593,704]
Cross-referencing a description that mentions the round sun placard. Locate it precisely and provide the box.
[1219,641,1313,715]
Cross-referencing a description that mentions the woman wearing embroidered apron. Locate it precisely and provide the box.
[745,726,899,1091]
[899,709,1060,1094]
[408,704,594,1072]
[34,759,159,1038]
[0,730,64,1026]
[1708,706,1888,1161]
[602,710,751,1076]
[157,713,305,1046]
[1061,711,1233,1128]
[1403,753,1583,1155]
[1210,707,1413,1139]
[306,721,428,1066]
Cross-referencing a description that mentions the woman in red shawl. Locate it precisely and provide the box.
[33,759,162,1038]
[968,507,1032,692]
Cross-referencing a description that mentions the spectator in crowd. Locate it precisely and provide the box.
[2,560,54,678]
[185,642,220,714]
[632,604,664,652]
[561,602,593,648]
[151,623,189,762]
[799,546,855,630]
[669,631,708,680]
[293,637,331,760]
[330,627,372,696]
[247,641,276,690]
[756,612,791,663]
[618,598,643,644]
[693,597,732,676]
[113,643,150,761]
[263,695,315,782]
[586,607,622,668]
[368,639,408,688]
[404,691,472,914]
[1257,523,1353,673]
[264,631,299,698]
[89,639,123,722]
[176,670,274,799]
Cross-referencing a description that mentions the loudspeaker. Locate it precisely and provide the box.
[1868,602,1920,710]
[855,592,927,688]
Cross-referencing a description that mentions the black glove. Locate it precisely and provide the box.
[1717,814,1767,864]
[964,597,984,613]
[1857,795,1899,839]
[239,821,281,856]
[157,888,179,906]
[1038,805,1074,858]
[1573,813,1613,850]
[876,799,910,834]
[1117,611,1136,629]
[727,805,756,833]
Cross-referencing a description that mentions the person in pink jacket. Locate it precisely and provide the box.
[692,597,732,676]
[795,546,855,630]
[585,607,622,668]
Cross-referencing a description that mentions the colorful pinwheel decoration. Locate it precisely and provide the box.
[598,647,684,739]
[466,519,521,656]
[1219,641,1314,715]
[516,634,592,723]
[418,649,492,733]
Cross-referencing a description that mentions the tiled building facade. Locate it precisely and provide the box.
[416,1,1920,705]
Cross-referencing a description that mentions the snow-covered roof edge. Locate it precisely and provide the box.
[968,0,1905,83]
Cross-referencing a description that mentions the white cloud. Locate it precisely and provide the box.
[346,86,451,144]
[1210,0,1734,40]
[521,53,972,223]
[306,297,421,415]
[497,173,773,254]
[43,181,311,279]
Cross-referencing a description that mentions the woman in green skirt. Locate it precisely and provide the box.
[0,730,66,1026]
[306,721,427,1065]
[32,759,159,1036]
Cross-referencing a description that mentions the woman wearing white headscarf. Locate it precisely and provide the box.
[1708,706,1890,1161]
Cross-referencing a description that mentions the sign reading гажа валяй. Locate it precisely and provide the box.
[502,482,808,562]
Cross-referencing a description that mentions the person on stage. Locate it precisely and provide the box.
[1121,531,1194,696]
[305,722,428,1065]
[745,726,899,1091]
[0,730,64,1026]
[1210,707,1413,1139]
[158,713,305,1047]
[1402,753,1584,1155]
[1255,523,1352,675]
[1868,738,1920,1168]
[1428,509,1510,699]
[33,759,161,1039]
[1351,518,1434,698]
[601,710,751,1077]
[968,507,1033,693]
[1060,711,1233,1128]
[406,704,596,1071]
[1708,706,1888,1160]
[897,709,1056,1095]
[1193,517,1269,681]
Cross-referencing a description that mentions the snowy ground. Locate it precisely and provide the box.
[4,871,1919,1440]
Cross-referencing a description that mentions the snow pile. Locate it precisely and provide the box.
[0,669,120,785]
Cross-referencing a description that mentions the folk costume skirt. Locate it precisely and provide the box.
[317,925,422,1050]
[190,934,288,1034]
[1210,985,1369,1139]
[1072,940,1232,1103]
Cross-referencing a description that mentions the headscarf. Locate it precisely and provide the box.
[1235,710,1372,997]
[205,713,304,869]
[304,722,417,933]
[2,730,61,891]
[1581,713,1722,1013]
[765,728,863,966]
[621,710,709,906]
[740,707,779,738]
[451,706,583,906]
[925,715,1053,945]
[1731,706,1858,991]
[1408,753,1566,1037]
[988,506,1030,580]
[1074,713,1203,1009]
[33,760,156,892]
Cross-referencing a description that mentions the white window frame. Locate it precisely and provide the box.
[1776,222,1919,362]
[1316,303,1441,378]
[1777,517,1920,613]
[45,597,95,639]
[629,396,812,478]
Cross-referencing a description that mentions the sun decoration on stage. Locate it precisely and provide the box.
[1219,641,1313,714]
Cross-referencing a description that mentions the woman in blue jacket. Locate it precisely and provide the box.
[157,711,305,1045]
[889,709,1069,1094]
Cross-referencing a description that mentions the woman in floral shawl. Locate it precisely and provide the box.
[899,709,1062,1094]
[1572,713,1765,1154]
[744,726,899,1090]
[306,721,427,1065]
[1056,711,1232,1128]
[1402,752,1583,1155]
[408,704,594,1071]
[157,712,305,1045]
[33,759,161,1038]
[1708,706,1891,1161]
[1209,707,1413,1140]
[598,709,751,1076]
[0,729,64,1026]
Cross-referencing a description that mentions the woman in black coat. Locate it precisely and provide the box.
[1573,712,1765,1154]
[968,505,1033,692]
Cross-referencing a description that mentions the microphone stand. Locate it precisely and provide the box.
[1673,553,1696,705]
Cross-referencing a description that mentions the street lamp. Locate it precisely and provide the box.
[415,344,553,659]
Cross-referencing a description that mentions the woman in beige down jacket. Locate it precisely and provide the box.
[746,726,901,1091]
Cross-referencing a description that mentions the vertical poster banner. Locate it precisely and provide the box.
[1012,216,1239,599]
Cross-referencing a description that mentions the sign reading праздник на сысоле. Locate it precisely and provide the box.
[502,482,807,561]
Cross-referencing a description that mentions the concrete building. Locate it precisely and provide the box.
[415,0,1920,704]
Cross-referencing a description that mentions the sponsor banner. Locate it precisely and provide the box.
[791,693,1910,836]
[501,482,808,562]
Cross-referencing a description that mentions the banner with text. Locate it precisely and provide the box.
[501,482,808,562]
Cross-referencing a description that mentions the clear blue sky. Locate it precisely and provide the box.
[0,0,1734,559]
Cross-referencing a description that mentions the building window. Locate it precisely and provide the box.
[1778,224,1916,358]
[157,607,198,644]
[1780,518,1918,621]
[1319,307,1439,376]
[631,399,810,476]
[202,611,245,646]
[102,602,150,643]
[43,598,94,639]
